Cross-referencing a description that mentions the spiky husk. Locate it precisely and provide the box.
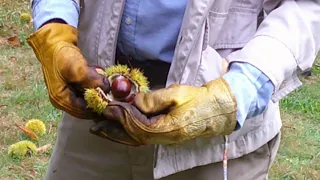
[8,140,37,159]
[25,119,46,136]
[105,64,130,77]
[129,68,149,93]
[84,88,108,114]
[84,64,150,113]
[20,13,32,23]
[105,64,149,92]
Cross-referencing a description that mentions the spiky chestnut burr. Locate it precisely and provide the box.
[8,140,37,159]
[84,64,149,114]
[25,119,46,136]
[20,13,32,24]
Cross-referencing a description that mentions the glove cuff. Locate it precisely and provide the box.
[27,23,78,61]
[204,78,238,135]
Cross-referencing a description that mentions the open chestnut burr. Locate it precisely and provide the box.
[84,64,150,114]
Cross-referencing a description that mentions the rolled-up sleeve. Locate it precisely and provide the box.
[223,62,274,129]
[226,0,320,102]
[31,0,80,30]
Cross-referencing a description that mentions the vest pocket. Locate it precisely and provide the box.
[194,46,226,86]
[208,7,260,50]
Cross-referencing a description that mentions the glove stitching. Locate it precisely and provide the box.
[45,44,87,117]
[125,101,236,134]
[53,42,80,83]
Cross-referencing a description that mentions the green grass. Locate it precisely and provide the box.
[281,80,320,119]
[0,0,32,45]
[0,2,62,178]
[0,1,319,179]
[0,47,62,121]
[0,47,62,179]
[270,65,320,180]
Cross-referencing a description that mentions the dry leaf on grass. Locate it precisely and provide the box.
[9,56,17,63]
[24,174,35,180]
[37,144,52,153]
[0,104,8,109]
[30,169,38,176]
[7,36,20,47]
[8,164,25,171]
[283,124,296,130]
[15,123,39,141]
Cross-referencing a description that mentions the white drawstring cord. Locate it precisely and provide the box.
[223,135,229,180]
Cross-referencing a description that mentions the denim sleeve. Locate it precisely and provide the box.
[222,62,275,130]
[32,0,80,30]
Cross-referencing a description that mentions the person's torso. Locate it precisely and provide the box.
[76,0,282,179]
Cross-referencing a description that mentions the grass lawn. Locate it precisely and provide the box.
[0,1,319,179]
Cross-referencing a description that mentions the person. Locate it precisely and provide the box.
[27,0,320,180]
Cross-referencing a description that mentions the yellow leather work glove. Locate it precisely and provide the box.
[90,77,237,146]
[27,23,110,119]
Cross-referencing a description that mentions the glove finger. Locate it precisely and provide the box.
[69,67,110,94]
[49,87,101,119]
[69,93,108,120]
[89,120,142,146]
[221,58,229,76]
[57,47,110,93]
[80,66,110,93]
[103,101,158,126]
[133,84,188,115]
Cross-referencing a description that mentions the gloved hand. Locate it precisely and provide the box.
[90,77,238,146]
[27,23,110,119]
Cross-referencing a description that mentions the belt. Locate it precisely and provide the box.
[115,50,171,89]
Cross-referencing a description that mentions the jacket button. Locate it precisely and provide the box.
[125,17,132,25]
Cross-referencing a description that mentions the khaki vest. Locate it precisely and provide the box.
[73,0,318,179]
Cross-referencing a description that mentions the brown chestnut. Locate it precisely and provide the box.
[111,75,132,99]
